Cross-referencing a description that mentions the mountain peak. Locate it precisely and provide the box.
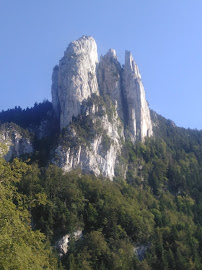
[125,50,141,79]
[52,36,99,129]
[51,36,153,178]
[106,48,117,59]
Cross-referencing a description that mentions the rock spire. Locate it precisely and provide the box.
[122,51,153,142]
[51,36,153,141]
[51,36,99,129]
[97,49,123,120]
[51,36,153,179]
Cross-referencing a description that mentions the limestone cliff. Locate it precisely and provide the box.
[51,36,153,179]
[0,123,34,161]
[97,49,123,120]
[122,51,153,142]
[52,36,99,129]
[52,95,125,180]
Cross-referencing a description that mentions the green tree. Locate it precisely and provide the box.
[0,156,60,269]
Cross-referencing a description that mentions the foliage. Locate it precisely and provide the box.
[1,106,202,269]
[0,100,53,128]
[0,157,61,269]
[16,156,202,269]
[59,94,116,150]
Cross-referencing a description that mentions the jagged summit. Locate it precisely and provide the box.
[0,36,154,180]
[104,48,117,59]
[50,36,153,179]
[125,50,141,79]
[123,50,153,141]
[52,35,153,142]
[97,47,123,120]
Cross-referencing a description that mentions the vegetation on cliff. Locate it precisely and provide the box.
[0,106,202,269]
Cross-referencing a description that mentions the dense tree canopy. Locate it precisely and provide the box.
[0,152,61,269]
[0,100,53,128]
[0,108,202,269]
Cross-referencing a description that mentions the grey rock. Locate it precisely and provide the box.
[51,36,153,179]
[122,51,153,142]
[0,125,34,161]
[97,49,123,120]
[52,36,99,129]
[51,65,60,118]
[134,244,149,261]
[56,230,82,257]
[53,100,124,180]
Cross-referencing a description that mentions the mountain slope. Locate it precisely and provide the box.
[0,36,202,270]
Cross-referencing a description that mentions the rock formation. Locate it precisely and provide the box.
[97,49,123,120]
[52,36,99,129]
[51,36,153,179]
[56,230,82,257]
[0,36,153,180]
[52,95,125,180]
[122,51,153,142]
[0,124,33,161]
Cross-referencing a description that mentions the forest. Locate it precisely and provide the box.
[0,103,202,269]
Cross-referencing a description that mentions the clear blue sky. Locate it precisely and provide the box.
[0,0,202,129]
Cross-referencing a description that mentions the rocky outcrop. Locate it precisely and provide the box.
[122,51,153,142]
[0,124,34,161]
[52,36,99,129]
[134,244,149,261]
[56,230,82,257]
[51,36,153,179]
[53,96,125,180]
[97,49,123,120]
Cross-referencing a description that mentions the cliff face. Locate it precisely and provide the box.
[97,49,123,121]
[122,51,153,142]
[52,36,99,129]
[0,124,33,161]
[51,36,153,179]
[52,95,125,180]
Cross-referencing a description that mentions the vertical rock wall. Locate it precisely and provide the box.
[97,49,123,121]
[122,51,153,142]
[51,36,99,129]
[0,124,33,161]
[51,36,153,179]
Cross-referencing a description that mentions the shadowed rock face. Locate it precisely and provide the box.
[51,36,153,179]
